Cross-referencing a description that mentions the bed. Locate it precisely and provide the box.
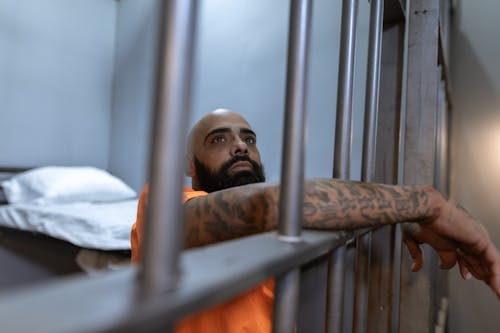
[0,166,138,292]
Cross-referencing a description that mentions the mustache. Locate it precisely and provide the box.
[221,155,260,171]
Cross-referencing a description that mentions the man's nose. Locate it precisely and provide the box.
[230,138,249,156]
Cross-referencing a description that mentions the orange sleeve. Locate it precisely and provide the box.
[130,184,150,263]
[182,187,209,203]
[130,185,273,333]
[130,185,207,263]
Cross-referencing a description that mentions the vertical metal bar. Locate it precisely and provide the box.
[273,0,312,332]
[277,0,312,240]
[273,270,301,333]
[392,1,410,331]
[327,247,346,333]
[327,0,359,332]
[361,0,384,184]
[139,0,198,300]
[332,0,358,181]
[353,0,384,332]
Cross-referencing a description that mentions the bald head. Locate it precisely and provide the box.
[186,109,265,192]
[188,109,252,154]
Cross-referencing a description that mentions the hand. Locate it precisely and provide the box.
[402,198,500,299]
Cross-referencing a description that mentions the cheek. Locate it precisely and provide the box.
[197,150,229,171]
[250,149,262,164]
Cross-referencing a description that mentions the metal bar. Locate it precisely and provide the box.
[274,1,313,332]
[392,1,411,331]
[327,247,346,333]
[140,0,198,300]
[278,0,312,240]
[296,256,329,332]
[361,0,384,184]
[0,230,356,333]
[353,234,372,333]
[353,0,384,332]
[332,0,358,181]
[328,0,359,332]
[273,270,300,333]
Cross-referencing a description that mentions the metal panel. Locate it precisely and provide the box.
[140,0,198,300]
[367,22,406,333]
[399,0,441,331]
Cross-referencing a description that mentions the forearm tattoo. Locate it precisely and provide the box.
[183,179,440,248]
[184,184,278,248]
[302,179,438,230]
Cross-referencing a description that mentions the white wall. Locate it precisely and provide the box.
[449,1,500,332]
[0,0,116,169]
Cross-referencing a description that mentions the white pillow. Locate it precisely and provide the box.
[0,166,137,205]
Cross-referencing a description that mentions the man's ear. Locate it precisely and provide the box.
[185,154,195,177]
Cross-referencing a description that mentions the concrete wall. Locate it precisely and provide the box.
[109,0,160,191]
[110,0,370,190]
[0,0,116,169]
[448,1,500,332]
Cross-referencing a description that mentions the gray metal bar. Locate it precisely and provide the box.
[353,234,372,333]
[0,230,356,333]
[140,0,198,300]
[274,1,313,332]
[353,0,384,331]
[361,0,384,184]
[278,0,312,240]
[327,247,346,333]
[296,256,329,332]
[392,1,409,332]
[332,0,358,181]
[273,269,300,333]
[328,0,359,332]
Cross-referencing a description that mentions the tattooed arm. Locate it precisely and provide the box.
[183,178,500,298]
[183,179,439,246]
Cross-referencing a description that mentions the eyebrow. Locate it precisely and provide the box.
[204,127,257,143]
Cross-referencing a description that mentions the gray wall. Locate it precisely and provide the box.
[449,1,500,332]
[0,0,116,169]
[109,0,160,191]
[110,0,371,190]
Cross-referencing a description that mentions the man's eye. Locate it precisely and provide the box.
[245,137,256,144]
[212,136,225,143]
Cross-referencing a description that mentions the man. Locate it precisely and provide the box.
[131,109,500,332]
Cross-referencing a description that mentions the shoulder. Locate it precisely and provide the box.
[183,186,208,203]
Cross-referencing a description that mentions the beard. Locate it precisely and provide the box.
[194,155,266,193]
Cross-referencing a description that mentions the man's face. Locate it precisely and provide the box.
[188,111,266,192]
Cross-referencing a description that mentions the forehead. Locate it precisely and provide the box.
[197,113,253,139]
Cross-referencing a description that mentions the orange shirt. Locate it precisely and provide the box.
[130,185,274,333]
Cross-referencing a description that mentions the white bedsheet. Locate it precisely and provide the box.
[0,200,138,250]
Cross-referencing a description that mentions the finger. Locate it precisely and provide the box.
[437,250,458,270]
[477,244,500,298]
[403,237,424,272]
[457,249,488,280]
[457,257,474,280]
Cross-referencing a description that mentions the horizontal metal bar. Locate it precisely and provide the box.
[0,230,359,333]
